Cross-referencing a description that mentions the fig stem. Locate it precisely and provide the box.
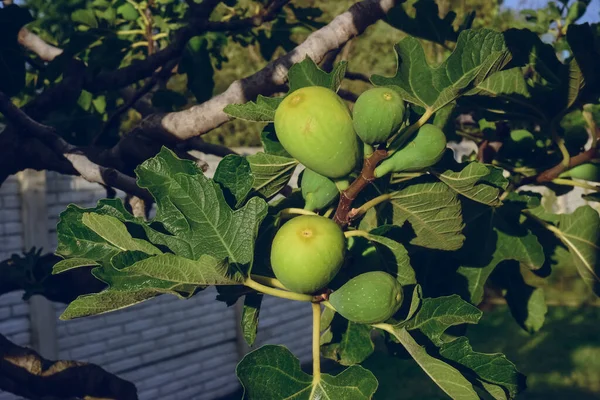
[551,178,600,191]
[348,193,392,219]
[250,274,288,290]
[387,108,434,154]
[311,303,321,383]
[244,278,314,302]
[552,123,571,168]
[344,229,370,239]
[333,149,389,226]
[278,208,318,219]
[321,300,335,311]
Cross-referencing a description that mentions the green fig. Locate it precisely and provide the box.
[270,215,345,294]
[329,271,403,324]
[353,87,405,144]
[374,124,447,178]
[274,86,360,178]
[301,168,340,211]
[559,163,600,181]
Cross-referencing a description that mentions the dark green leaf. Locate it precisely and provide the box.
[136,147,268,266]
[288,57,347,93]
[372,29,509,114]
[180,37,215,103]
[389,327,479,399]
[439,337,526,398]
[71,9,99,28]
[242,293,262,346]
[260,124,290,157]
[321,319,374,366]
[214,155,254,208]
[237,345,378,399]
[388,181,465,251]
[435,163,506,206]
[223,95,283,122]
[403,295,482,345]
[246,152,298,199]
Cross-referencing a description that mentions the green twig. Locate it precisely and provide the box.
[388,108,434,154]
[312,303,321,383]
[348,193,392,219]
[244,278,313,302]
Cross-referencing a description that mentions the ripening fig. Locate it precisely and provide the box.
[301,168,340,211]
[270,215,345,294]
[329,271,403,324]
[274,86,360,178]
[374,124,447,178]
[559,163,600,181]
[352,87,405,144]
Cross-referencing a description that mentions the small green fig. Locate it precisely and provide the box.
[559,163,600,181]
[274,86,360,178]
[374,124,447,178]
[301,168,340,211]
[270,215,345,294]
[353,87,405,144]
[329,271,403,324]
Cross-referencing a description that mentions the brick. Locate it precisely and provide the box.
[9,331,30,347]
[0,318,28,336]
[124,318,155,334]
[1,235,22,250]
[141,325,169,341]
[10,303,28,317]
[137,388,159,400]
[0,307,10,321]
[68,341,107,360]
[104,355,143,373]
[1,195,20,209]
[3,222,22,235]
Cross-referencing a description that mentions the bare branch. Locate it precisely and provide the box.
[0,333,137,400]
[0,92,150,199]
[17,28,63,62]
[177,137,238,158]
[147,0,399,142]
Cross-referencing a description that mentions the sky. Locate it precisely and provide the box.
[503,0,600,23]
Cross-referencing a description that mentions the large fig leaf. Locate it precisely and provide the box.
[402,295,481,345]
[237,345,378,399]
[439,337,526,399]
[136,147,268,266]
[371,29,510,115]
[388,181,465,251]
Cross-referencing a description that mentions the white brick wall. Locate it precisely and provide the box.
[0,148,312,400]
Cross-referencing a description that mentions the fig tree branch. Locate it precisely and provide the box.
[0,332,138,400]
[333,149,389,226]
[0,91,151,200]
[119,0,400,144]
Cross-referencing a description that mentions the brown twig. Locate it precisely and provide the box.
[333,149,388,226]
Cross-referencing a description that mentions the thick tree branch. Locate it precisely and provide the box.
[149,0,398,142]
[17,28,63,62]
[0,92,150,199]
[0,333,137,400]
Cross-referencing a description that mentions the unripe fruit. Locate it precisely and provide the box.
[270,215,345,294]
[274,86,360,178]
[329,271,403,324]
[353,87,405,144]
[301,168,339,211]
[559,163,600,181]
[502,129,535,157]
[375,124,447,178]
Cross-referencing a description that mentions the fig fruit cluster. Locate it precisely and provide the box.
[267,84,449,324]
